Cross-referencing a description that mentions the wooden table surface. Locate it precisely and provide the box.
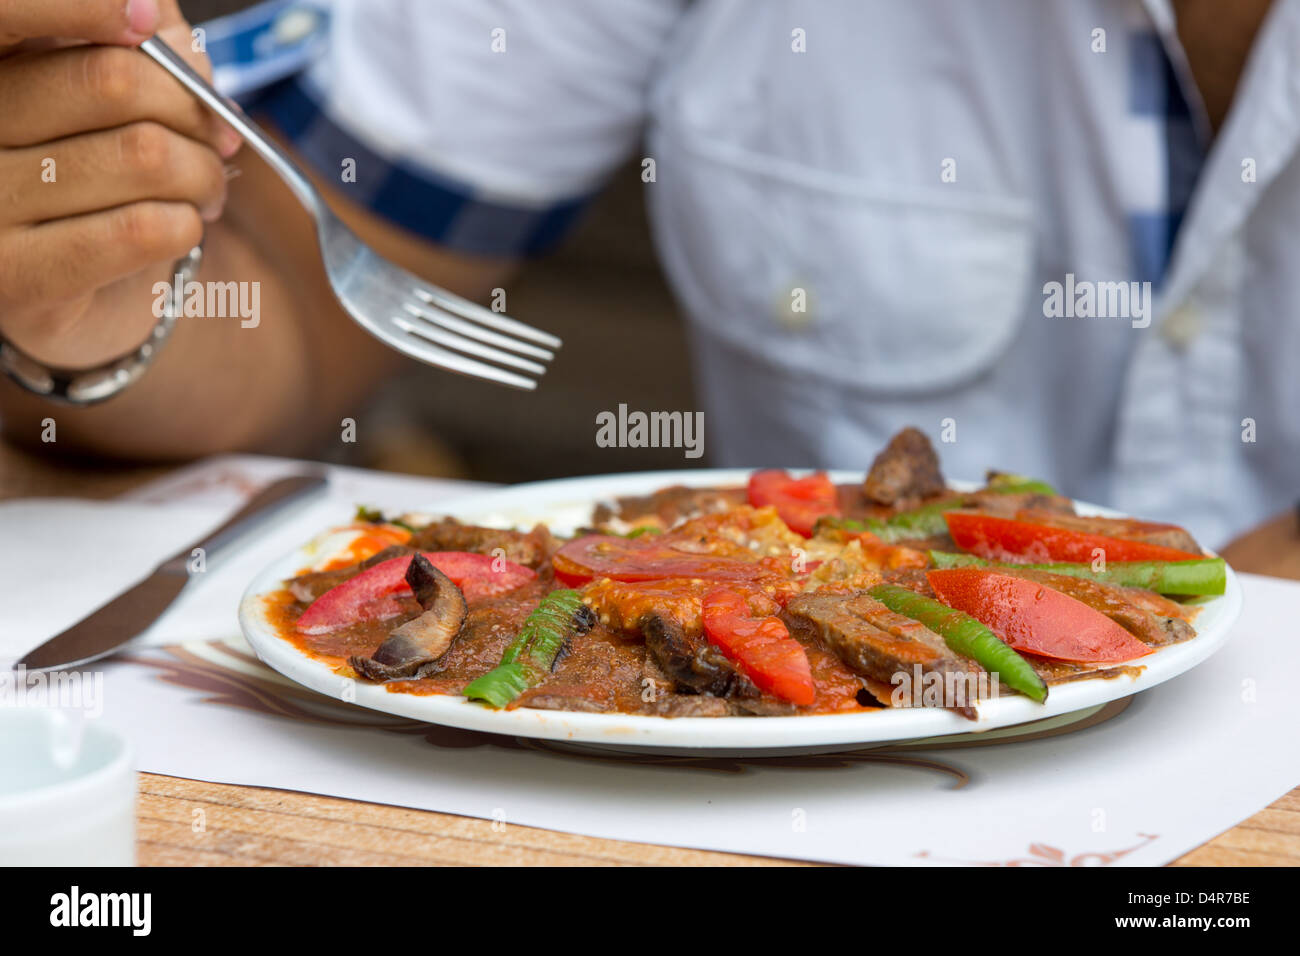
[3,442,1296,866]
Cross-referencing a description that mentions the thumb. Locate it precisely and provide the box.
[0,0,162,48]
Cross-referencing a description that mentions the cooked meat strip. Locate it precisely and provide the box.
[1134,528,1203,554]
[639,613,794,715]
[593,485,747,530]
[785,592,999,718]
[288,544,414,603]
[642,613,753,698]
[731,696,798,716]
[407,518,558,568]
[1014,508,1203,555]
[988,567,1194,645]
[511,621,641,712]
[517,693,614,713]
[643,694,737,717]
[963,490,1076,517]
[1030,659,1147,684]
[880,567,936,597]
[635,642,731,716]
[783,592,977,688]
[288,576,326,604]
[640,643,672,689]
[861,427,946,506]
[1121,585,1200,623]
[348,555,468,681]
[634,650,738,717]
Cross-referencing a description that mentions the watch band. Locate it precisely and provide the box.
[0,244,202,406]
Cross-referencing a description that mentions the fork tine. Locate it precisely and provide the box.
[390,333,537,390]
[392,316,548,375]
[412,286,563,349]
[401,302,554,360]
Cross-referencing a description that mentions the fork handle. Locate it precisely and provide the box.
[139,35,327,220]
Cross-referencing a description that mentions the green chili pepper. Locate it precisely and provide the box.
[985,473,1059,496]
[875,499,969,541]
[832,501,962,542]
[814,515,867,536]
[460,662,532,709]
[927,552,1225,596]
[353,505,416,531]
[818,501,965,544]
[463,589,595,708]
[868,584,1048,703]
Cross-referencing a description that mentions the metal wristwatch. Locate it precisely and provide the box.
[0,244,202,406]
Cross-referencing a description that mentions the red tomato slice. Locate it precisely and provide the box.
[553,534,775,587]
[746,469,839,537]
[926,568,1152,663]
[297,551,535,634]
[702,589,816,705]
[944,512,1202,564]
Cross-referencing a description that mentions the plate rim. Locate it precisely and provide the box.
[237,470,1243,749]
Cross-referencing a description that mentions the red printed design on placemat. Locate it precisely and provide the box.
[915,833,1159,866]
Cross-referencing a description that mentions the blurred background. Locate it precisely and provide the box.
[356,165,702,483]
[187,0,703,485]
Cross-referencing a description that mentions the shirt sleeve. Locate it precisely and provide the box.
[227,0,687,256]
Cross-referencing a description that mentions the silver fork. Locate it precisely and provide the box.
[140,36,559,390]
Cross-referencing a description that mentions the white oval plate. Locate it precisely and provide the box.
[239,470,1243,751]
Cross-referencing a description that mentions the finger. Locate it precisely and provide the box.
[151,18,241,155]
[1,200,202,308]
[1,121,228,226]
[151,0,186,33]
[0,44,236,154]
[0,0,161,48]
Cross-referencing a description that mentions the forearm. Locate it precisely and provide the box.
[1,223,316,459]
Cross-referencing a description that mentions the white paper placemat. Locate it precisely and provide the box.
[3,455,1298,866]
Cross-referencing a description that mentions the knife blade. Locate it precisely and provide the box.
[17,472,328,671]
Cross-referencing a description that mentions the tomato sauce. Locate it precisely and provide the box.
[261,469,1178,715]
[263,568,877,716]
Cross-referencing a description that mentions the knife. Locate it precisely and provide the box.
[17,472,328,672]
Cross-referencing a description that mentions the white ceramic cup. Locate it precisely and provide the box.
[0,708,136,866]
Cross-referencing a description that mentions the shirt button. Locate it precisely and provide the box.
[1160,303,1201,348]
[273,7,322,46]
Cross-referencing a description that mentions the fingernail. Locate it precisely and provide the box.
[218,127,242,158]
[125,0,161,41]
[201,189,228,223]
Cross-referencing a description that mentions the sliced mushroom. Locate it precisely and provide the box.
[348,555,467,682]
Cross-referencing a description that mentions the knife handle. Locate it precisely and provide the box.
[159,472,328,573]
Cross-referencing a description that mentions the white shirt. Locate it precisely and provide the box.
[247,0,1300,547]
